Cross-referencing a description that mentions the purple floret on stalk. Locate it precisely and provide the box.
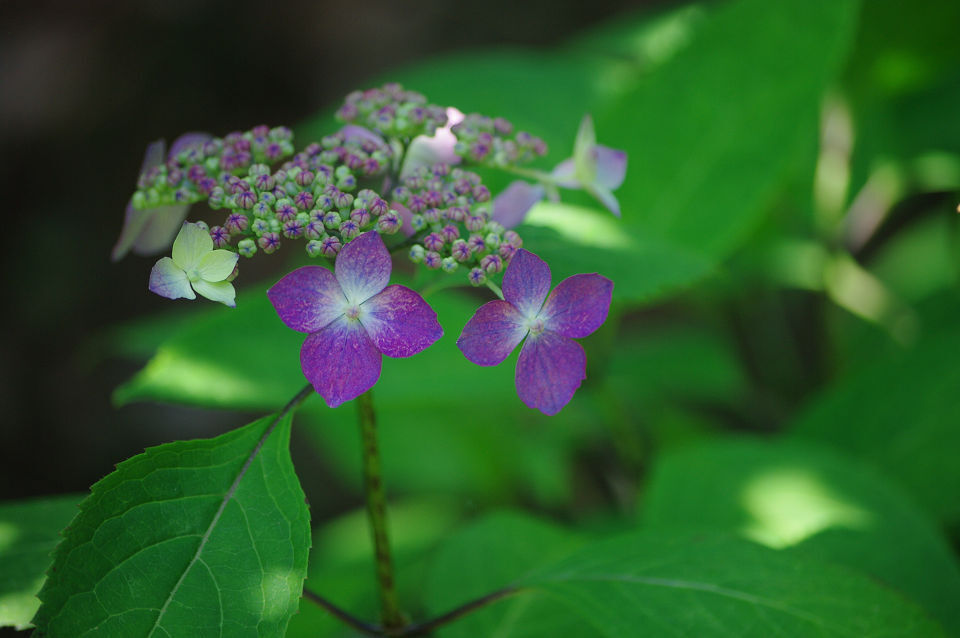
[457,249,612,415]
[268,231,443,407]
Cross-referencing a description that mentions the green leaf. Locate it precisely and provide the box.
[789,329,960,527]
[519,202,716,304]
[605,0,859,259]
[32,413,310,637]
[423,512,600,638]
[521,531,945,637]
[641,437,960,634]
[0,495,81,630]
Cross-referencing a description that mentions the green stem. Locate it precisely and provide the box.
[357,390,404,630]
[485,280,505,300]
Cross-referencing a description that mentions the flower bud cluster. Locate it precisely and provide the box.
[451,114,548,168]
[130,126,295,211]
[398,164,523,286]
[336,83,448,141]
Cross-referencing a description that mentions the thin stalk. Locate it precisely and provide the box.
[394,586,521,637]
[301,588,383,636]
[357,390,405,630]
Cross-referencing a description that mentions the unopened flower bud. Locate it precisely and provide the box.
[209,225,230,248]
[451,239,471,262]
[377,210,401,234]
[499,243,517,260]
[339,219,361,239]
[441,257,459,273]
[465,215,485,231]
[480,254,503,274]
[238,238,257,257]
[408,244,425,263]
[294,191,314,211]
[350,208,371,227]
[296,170,314,187]
[467,234,486,253]
[423,208,441,224]
[424,232,444,252]
[468,267,487,286]
[236,190,257,210]
[259,191,277,206]
[208,187,226,209]
[504,230,522,248]
[369,197,388,216]
[252,201,271,218]
[306,239,324,257]
[424,251,442,269]
[254,173,276,191]
[323,210,341,229]
[441,224,459,242]
[258,232,281,254]
[485,233,501,249]
[335,191,354,210]
[320,236,341,257]
[305,220,326,239]
[282,219,304,238]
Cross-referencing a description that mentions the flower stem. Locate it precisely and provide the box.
[485,280,505,300]
[357,390,405,631]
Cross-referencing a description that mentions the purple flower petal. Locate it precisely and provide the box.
[594,146,627,190]
[492,181,546,229]
[268,266,347,334]
[301,317,382,408]
[149,257,195,301]
[550,158,580,189]
[168,132,212,159]
[335,231,392,304]
[140,139,166,174]
[391,201,416,238]
[587,183,621,218]
[457,300,528,366]
[360,285,443,357]
[401,107,465,177]
[502,249,552,318]
[129,204,192,256]
[515,331,586,415]
[540,274,613,339]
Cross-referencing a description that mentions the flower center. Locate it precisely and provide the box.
[186,268,201,283]
[527,316,546,336]
[344,304,362,320]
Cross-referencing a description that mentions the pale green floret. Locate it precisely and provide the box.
[149,222,239,307]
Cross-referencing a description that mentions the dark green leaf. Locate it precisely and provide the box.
[605,0,859,259]
[789,329,960,527]
[0,495,81,629]
[522,531,944,637]
[641,437,960,634]
[33,413,310,637]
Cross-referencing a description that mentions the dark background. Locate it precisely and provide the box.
[0,0,654,503]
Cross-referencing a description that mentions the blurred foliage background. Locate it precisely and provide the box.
[2,0,960,635]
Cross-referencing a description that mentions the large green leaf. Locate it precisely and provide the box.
[423,512,599,638]
[605,0,859,259]
[641,437,960,634]
[0,495,81,629]
[32,413,310,637]
[789,329,960,527]
[521,530,944,637]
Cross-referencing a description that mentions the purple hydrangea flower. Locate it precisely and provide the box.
[457,249,612,415]
[112,132,211,261]
[551,114,627,217]
[491,180,546,229]
[268,231,443,407]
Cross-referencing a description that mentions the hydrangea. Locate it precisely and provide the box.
[112,133,211,261]
[552,114,627,217]
[148,222,239,307]
[268,231,443,407]
[457,249,612,415]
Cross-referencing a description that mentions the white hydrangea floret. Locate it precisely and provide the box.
[148,222,239,307]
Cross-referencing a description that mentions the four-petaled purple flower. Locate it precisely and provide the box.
[268,231,443,407]
[457,249,612,415]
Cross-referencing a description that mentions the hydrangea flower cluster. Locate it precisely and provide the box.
[120,83,627,414]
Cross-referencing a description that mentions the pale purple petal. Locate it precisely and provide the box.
[300,317,382,408]
[268,266,347,334]
[502,249,551,318]
[149,257,195,301]
[587,183,621,218]
[130,204,192,256]
[492,181,545,229]
[550,158,580,189]
[360,285,443,357]
[335,231,392,304]
[111,202,152,262]
[540,274,613,339]
[340,125,388,151]
[457,300,528,366]
[140,139,166,174]
[168,132,212,159]
[391,202,416,238]
[515,331,586,416]
[192,279,236,307]
[401,107,464,177]
[593,146,627,190]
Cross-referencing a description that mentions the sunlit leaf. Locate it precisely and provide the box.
[32,413,310,637]
[0,495,81,630]
[641,437,960,634]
